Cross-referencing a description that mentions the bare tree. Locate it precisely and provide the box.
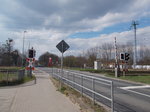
[99,43,114,65]
[0,39,22,66]
[138,46,150,65]
[85,47,98,67]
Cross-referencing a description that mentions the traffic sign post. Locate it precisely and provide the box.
[56,40,70,90]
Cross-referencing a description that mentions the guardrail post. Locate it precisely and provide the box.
[73,73,75,88]
[57,69,58,75]
[81,76,83,97]
[52,67,53,77]
[111,81,114,112]
[58,69,60,89]
[67,71,69,83]
[34,77,36,84]
[0,70,2,80]
[18,70,20,80]
[62,69,63,78]
[54,68,55,76]
[59,69,63,90]
[59,69,60,74]
[7,70,9,85]
[92,78,95,105]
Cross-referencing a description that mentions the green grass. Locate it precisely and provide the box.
[70,67,114,74]
[0,67,25,82]
[59,86,67,93]
[105,74,150,84]
[0,67,24,70]
[0,66,35,86]
[69,68,150,84]
[0,73,17,81]
[119,75,150,84]
[23,75,35,83]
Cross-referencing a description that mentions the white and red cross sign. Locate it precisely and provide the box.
[26,58,35,70]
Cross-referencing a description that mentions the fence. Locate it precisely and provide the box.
[0,69,25,85]
[51,68,114,112]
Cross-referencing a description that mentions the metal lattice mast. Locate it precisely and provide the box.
[132,21,139,69]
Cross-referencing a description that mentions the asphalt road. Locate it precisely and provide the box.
[37,67,150,112]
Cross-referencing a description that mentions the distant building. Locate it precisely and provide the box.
[94,61,101,70]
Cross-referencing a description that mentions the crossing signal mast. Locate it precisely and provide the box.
[27,47,36,77]
[120,52,130,76]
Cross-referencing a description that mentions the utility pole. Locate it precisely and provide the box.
[22,31,27,67]
[131,21,139,69]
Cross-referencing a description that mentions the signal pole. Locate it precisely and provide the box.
[114,37,119,77]
[131,21,139,69]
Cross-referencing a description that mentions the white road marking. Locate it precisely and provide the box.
[120,85,150,90]
[123,89,150,98]
[118,85,150,98]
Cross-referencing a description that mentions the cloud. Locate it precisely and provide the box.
[10,26,150,58]
[65,26,150,55]
[1,0,149,32]
[0,0,150,58]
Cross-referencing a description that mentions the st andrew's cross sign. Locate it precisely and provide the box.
[56,40,70,53]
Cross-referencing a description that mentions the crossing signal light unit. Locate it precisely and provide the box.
[125,53,130,61]
[120,53,125,60]
[28,49,34,58]
[120,53,130,61]
[28,49,36,58]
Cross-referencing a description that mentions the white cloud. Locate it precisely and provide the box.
[0,0,150,58]
[1,0,149,32]
[11,26,150,58]
[44,14,63,26]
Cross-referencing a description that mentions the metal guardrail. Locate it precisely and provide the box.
[51,68,114,112]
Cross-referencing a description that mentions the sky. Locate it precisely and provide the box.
[0,0,150,58]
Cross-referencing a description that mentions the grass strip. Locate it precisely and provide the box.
[118,75,150,84]
[0,67,24,70]
[70,68,150,84]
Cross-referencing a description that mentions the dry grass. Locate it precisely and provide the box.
[50,77,108,112]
